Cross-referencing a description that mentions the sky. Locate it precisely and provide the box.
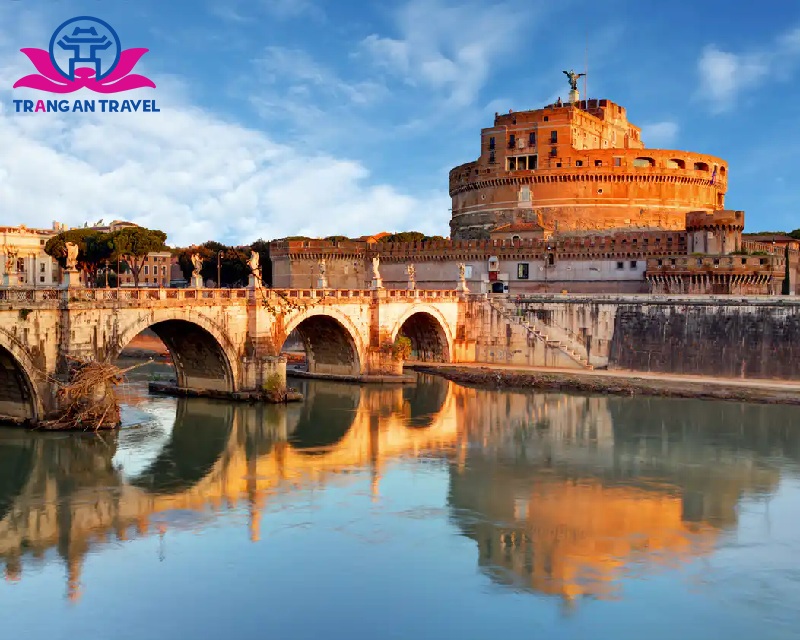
[1,0,799,247]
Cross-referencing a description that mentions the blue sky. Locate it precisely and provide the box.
[1,0,798,246]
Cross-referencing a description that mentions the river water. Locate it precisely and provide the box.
[1,371,799,639]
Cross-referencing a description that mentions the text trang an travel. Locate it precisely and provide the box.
[12,99,160,113]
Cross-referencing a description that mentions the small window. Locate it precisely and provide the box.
[667,158,685,169]
[594,159,602,166]
[694,162,709,171]
[512,235,521,242]
[630,260,637,269]
[696,258,703,266]
[760,258,767,266]
[544,116,549,122]
[528,132,536,145]
[518,156,527,170]
[489,151,495,164]
[162,266,167,276]
[670,258,676,266]
[39,275,45,283]
[144,265,149,275]
[547,253,555,266]
[633,157,655,167]
[713,258,720,265]
[613,157,622,167]
[657,259,663,266]
[550,131,558,143]
[517,263,529,279]
[489,136,495,150]
[550,147,558,157]
[465,265,473,278]
[39,263,45,272]
[556,162,562,167]
[616,261,624,270]
[508,134,516,148]
[507,157,517,171]
[575,160,583,167]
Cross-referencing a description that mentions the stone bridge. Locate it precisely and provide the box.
[0,287,473,421]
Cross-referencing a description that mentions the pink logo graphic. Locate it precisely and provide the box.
[13,16,155,94]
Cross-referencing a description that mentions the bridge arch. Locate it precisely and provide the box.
[282,308,365,377]
[0,329,44,422]
[391,306,453,363]
[114,310,239,393]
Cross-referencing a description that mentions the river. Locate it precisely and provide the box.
[0,370,799,639]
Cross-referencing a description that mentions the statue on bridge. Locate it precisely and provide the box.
[247,250,262,289]
[316,259,328,290]
[4,246,18,273]
[65,242,79,271]
[407,263,416,290]
[371,255,383,290]
[457,262,469,293]
[190,253,203,289]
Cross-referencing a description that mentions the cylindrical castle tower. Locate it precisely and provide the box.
[449,98,728,239]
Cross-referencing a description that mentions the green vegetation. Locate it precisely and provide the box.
[45,226,164,287]
[379,232,448,243]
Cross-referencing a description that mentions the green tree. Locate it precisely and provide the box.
[44,229,114,286]
[108,227,167,287]
[174,242,250,287]
[789,229,800,240]
[381,231,426,243]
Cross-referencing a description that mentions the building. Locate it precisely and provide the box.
[117,251,172,287]
[269,83,792,296]
[0,223,63,287]
[449,97,727,239]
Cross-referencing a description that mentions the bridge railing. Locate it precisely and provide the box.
[0,286,466,305]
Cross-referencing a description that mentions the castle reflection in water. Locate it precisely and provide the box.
[0,374,797,603]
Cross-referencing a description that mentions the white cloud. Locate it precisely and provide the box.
[1,86,447,246]
[359,0,533,108]
[697,25,800,112]
[640,121,679,148]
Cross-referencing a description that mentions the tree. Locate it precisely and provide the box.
[44,229,114,286]
[789,229,800,240]
[381,231,426,243]
[174,242,250,287]
[108,227,167,287]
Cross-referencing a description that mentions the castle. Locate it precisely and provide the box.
[271,80,796,296]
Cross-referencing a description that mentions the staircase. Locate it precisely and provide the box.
[487,298,594,370]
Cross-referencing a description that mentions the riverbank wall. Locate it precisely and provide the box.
[469,295,800,380]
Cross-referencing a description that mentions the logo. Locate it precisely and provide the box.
[13,16,155,93]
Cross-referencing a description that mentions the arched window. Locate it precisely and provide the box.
[633,157,655,168]
[666,158,685,169]
[694,162,709,171]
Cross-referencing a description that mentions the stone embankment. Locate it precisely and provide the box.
[411,364,800,406]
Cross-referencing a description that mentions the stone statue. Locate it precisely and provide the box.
[407,263,416,290]
[563,69,585,92]
[372,256,381,280]
[458,262,466,281]
[65,242,79,270]
[191,252,202,277]
[248,250,259,273]
[319,259,326,276]
[4,246,17,273]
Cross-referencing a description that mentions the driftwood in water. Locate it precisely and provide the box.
[38,358,151,431]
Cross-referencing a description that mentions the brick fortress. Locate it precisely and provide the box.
[271,77,795,296]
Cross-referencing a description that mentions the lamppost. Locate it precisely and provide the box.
[217,250,223,288]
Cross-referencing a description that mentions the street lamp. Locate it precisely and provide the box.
[217,250,223,288]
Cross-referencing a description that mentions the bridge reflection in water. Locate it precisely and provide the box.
[0,375,797,604]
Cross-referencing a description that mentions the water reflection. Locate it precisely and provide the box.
[0,375,798,613]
